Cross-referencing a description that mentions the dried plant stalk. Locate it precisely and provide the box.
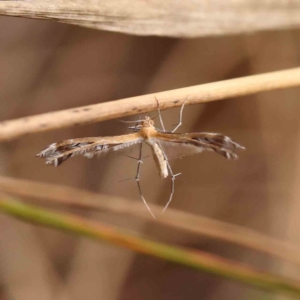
[0,67,300,142]
[1,1,300,37]
[0,175,300,268]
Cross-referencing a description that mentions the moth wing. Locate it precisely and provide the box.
[157,139,205,159]
[37,133,143,166]
[156,132,245,160]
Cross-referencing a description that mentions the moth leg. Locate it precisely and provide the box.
[154,97,166,132]
[135,143,156,219]
[161,152,181,213]
[124,154,149,161]
[118,177,134,183]
[171,97,187,133]
[119,154,149,182]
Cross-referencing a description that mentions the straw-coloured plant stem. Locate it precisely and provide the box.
[0,67,300,141]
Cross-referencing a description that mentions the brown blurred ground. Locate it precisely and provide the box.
[0,16,299,300]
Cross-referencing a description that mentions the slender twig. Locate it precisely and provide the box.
[1,67,300,141]
[0,197,300,298]
[0,175,300,268]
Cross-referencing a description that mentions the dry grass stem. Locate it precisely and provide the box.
[1,175,300,269]
[0,67,300,141]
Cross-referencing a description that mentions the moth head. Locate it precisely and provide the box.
[141,116,154,127]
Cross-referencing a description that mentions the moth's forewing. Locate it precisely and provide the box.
[37,133,143,166]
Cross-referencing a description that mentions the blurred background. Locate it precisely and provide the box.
[0,11,300,300]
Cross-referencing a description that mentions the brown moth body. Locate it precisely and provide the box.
[37,115,244,175]
[37,108,244,217]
